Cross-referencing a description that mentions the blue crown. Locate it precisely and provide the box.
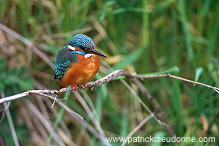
[69,34,94,49]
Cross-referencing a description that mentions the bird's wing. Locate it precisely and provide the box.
[54,46,77,79]
[54,60,71,79]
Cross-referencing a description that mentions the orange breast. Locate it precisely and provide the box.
[60,54,100,87]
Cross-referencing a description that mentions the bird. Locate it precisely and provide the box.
[54,34,107,89]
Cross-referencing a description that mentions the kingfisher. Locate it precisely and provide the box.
[54,34,107,89]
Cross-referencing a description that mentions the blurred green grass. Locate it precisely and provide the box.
[0,0,218,145]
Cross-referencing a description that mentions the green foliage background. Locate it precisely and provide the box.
[0,0,218,145]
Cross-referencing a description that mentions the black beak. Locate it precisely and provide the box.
[89,49,107,58]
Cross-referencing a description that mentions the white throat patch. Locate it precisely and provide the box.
[84,54,94,59]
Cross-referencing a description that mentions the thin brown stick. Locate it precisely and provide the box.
[1,69,218,145]
[34,92,83,120]
[1,70,218,105]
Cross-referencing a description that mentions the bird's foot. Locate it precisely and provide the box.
[82,83,87,89]
[71,84,78,91]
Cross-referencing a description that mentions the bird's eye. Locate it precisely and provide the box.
[79,45,86,50]
[85,48,91,51]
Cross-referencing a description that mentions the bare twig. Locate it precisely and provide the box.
[1,70,218,104]
[33,92,83,120]
[1,69,218,145]
[1,70,219,124]
[32,79,73,138]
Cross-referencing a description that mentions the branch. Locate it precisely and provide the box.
[1,70,219,104]
[1,69,219,142]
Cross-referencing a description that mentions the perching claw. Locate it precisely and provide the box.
[71,84,77,91]
[82,83,87,89]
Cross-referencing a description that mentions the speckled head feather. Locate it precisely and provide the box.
[69,34,94,49]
